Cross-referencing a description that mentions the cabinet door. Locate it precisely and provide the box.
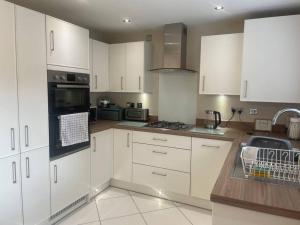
[91,129,113,197]
[21,147,50,225]
[199,33,243,95]
[90,40,109,92]
[191,138,231,200]
[241,15,300,103]
[16,6,49,153]
[0,1,20,158]
[109,43,126,92]
[113,129,132,182]
[126,42,145,92]
[0,155,23,225]
[50,149,90,215]
[46,16,89,70]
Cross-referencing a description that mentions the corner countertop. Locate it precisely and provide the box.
[90,120,300,220]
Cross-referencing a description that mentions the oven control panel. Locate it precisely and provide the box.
[47,70,89,84]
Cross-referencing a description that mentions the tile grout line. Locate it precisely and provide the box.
[94,199,103,225]
[174,204,194,225]
[129,191,149,225]
[100,212,141,223]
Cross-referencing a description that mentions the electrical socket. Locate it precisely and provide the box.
[249,108,258,115]
[237,108,243,114]
[231,107,237,113]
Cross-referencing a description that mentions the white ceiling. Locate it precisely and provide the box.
[10,0,300,33]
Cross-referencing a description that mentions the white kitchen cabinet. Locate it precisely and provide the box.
[241,15,300,103]
[199,33,243,95]
[113,129,133,182]
[50,149,90,215]
[90,129,113,197]
[133,163,190,195]
[46,16,89,72]
[0,154,23,225]
[0,0,20,158]
[21,147,50,225]
[109,43,126,92]
[16,5,49,153]
[191,138,231,200]
[109,41,153,93]
[90,39,109,92]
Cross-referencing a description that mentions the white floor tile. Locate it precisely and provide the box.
[96,187,129,200]
[56,201,100,225]
[178,204,212,225]
[97,196,139,220]
[101,214,146,225]
[143,208,191,225]
[131,192,175,213]
[82,222,101,225]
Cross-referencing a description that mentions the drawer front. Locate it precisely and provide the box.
[133,131,191,149]
[133,143,191,172]
[132,164,190,195]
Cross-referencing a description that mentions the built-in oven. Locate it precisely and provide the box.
[48,70,90,159]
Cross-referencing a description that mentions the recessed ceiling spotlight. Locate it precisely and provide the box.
[122,18,132,24]
[214,5,224,11]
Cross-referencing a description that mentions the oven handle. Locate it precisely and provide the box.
[56,84,90,89]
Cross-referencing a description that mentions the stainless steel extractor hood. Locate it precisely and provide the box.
[150,23,197,73]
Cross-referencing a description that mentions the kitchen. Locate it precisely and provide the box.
[0,0,300,225]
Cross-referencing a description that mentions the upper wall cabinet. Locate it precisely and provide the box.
[199,33,243,95]
[46,16,89,73]
[109,41,153,93]
[90,39,109,92]
[241,15,300,103]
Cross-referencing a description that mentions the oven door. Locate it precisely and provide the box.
[49,114,90,159]
[48,84,90,115]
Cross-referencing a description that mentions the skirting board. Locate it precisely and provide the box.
[110,178,212,210]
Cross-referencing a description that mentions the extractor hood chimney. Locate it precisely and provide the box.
[150,23,197,73]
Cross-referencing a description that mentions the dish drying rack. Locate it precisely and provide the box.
[240,147,300,184]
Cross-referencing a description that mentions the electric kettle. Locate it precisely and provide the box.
[204,110,222,129]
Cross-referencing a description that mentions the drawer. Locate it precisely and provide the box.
[133,143,191,172]
[132,164,190,195]
[133,131,191,149]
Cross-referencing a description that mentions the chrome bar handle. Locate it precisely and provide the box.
[93,136,96,152]
[95,75,98,90]
[244,80,248,98]
[202,75,206,92]
[139,76,141,90]
[201,144,220,149]
[54,165,58,184]
[127,133,130,148]
[12,162,17,184]
[152,150,167,155]
[25,125,29,147]
[121,76,124,90]
[25,157,30,178]
[50,30,54,51]
[152,171,167,177]
[152,137,168,142]
[10,128,15,151]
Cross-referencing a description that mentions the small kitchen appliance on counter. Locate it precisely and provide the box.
[124,108,149,122]
[204,110,222,129]
[98,105,124,121]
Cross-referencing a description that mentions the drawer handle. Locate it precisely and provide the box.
[201,144,220,149]
[152,150,167,155]
[152,171,167,177]
[152,137,168,142]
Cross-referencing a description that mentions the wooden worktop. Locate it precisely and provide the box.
[90,120,300,220]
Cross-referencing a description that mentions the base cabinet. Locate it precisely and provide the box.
[90,129,113,197]
[113,129,132,182]
[191,138,231,200]
[50,149,90,215]
[0,154,23,225]
[21,147,50,225]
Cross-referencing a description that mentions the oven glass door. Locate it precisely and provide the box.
[49,84,90,114]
